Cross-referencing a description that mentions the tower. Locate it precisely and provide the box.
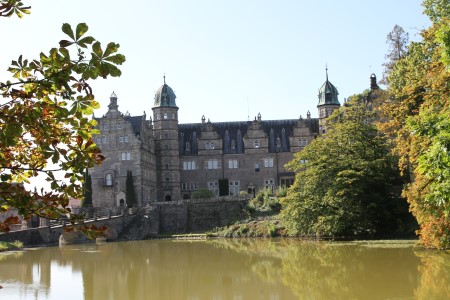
[317,68,340,133]
[152,76,181,201]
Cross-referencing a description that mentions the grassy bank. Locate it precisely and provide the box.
[0,241,24,252]
[209,188,287,238]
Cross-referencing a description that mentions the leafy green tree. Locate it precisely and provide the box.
[126,170,136,208]
[82,169,92,207]
[378,0,450,248]
[0,1,125,232]
[280,94,410,238]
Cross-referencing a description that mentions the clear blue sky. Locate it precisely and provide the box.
[1,0,430,123]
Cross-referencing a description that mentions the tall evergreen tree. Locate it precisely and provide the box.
[382,25,409,84]
[126,170,136,208]
[82,169,92,207]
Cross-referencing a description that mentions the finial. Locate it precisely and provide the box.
[325,65,329,82]
[163,74,166,85]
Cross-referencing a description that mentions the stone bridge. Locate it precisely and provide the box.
[0,196,250,246]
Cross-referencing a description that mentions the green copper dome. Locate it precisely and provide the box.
[154,77,177,107]
[317,71,340,106]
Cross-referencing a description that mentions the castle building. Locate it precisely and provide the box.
[89,74,341,207]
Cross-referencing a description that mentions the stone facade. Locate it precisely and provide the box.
[89,75,342,207]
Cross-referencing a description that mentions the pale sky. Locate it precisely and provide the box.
[1,0,430,124]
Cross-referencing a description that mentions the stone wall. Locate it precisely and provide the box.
[0,196,250,246]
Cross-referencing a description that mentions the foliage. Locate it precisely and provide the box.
[0,2,125,232]
[382,25,409,83]
[211,218,284,238]
[0,240,24,252]
[125,170,136,208]
[191,188,215,199]
[82,169,92,207]
[280,95,412,238]
[378,0,450,248]
[249,188,280,211]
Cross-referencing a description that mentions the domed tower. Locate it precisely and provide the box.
[317,68,340,133]
[152,76,181,201]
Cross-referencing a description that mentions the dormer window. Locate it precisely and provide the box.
[254,140,260,148]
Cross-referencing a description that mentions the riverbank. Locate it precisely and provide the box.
[0,241,24,252]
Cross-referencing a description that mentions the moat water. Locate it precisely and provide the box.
[0,239,449,300]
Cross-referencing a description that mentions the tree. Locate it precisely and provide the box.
[280,93,413,238]
[82,169,92,207]
[0,1,125,232]
[125,170,136,208]
[377,0,450,248]
[382,25,409,84]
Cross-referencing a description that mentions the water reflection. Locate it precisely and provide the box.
[0,239,449,299]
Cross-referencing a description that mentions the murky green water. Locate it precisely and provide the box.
[0,239,449,300]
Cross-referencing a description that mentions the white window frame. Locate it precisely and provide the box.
[208,181,219,196]
[183,161,196,170]
[105,173,113,186]
[228,159,238,169]
[124,135,129,142]
[205,142,215,150]
[207,159,219,169]
[264,178,275,192]
[229,180,240,195]
[253,140,260,148]
[119,136,124,143]
[264,158,274,168]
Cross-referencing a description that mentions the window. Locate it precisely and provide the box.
[102,135,107,143]
[208,181,219,196]
[264,178,275,192]
[298,139,308,147]
[119,136,124,142]
[124,135,129,142]
[280,178,295,187]
[103,123,108,130]
[205,142,215,150]
[183,161,196,170]
[255,163,260,172]
[117,122,122,129]
[182,182,197,191]
[207,160,219,169]
[105,173,113,186]
[164,113,168,119]
[264,158,274,168]
[228,159,238,169]
[229,181,240,195]
[253,140,260,148]
[121,152,131,160]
